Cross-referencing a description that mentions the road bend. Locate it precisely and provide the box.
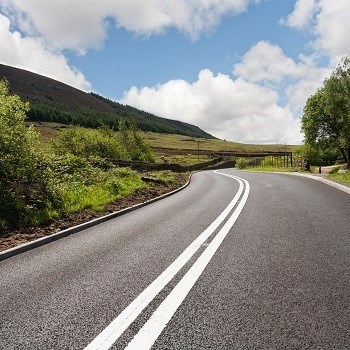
[1,169,350,349]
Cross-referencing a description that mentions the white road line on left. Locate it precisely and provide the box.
[84,173,244,350]
[125,173,250,350]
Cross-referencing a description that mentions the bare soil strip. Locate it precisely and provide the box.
[0,176,187,252]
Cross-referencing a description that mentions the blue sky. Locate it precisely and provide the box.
[68,1,299,97]
[0,0,349,143]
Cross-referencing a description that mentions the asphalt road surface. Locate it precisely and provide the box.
[1,169,350,349]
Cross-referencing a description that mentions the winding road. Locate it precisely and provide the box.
[1,169,350,349]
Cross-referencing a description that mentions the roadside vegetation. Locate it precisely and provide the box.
[235,156,299,172]
[141,131,294,154]
[0,80,158,233]
[329,171,350,185]
[234,56,350,185]
[301,56,350,168]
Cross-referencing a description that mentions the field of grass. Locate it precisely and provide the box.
[30,122,295,157]
[142,131,294,153]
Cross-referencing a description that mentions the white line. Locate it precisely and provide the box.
[287,172,350,195]
[84,172,244,350]
[126,174,250,350]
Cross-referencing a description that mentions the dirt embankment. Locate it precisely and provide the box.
[0,175,188,252]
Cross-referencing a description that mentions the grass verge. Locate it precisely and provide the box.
[328,171,350,186]
[246,165,300,172]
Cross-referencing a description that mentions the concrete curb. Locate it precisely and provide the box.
[242,169,350,195]
[0,174,193,262]
[234,168,350,195]
[285,172,350,195]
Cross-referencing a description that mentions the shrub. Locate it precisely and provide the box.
[53,125,126,159]
[235,158,249,169]
[119,120,154,162]
[0,80,152,231]
[53,122,154,162]
[0,80,43,230]
[0,80,39,180]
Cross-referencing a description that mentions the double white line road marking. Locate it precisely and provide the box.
[85,171,250,350]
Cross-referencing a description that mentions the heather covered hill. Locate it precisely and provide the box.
[0,64,213,138]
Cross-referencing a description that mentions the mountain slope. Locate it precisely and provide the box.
[0,64,213,138]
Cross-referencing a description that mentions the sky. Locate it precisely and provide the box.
[0,0,349,144]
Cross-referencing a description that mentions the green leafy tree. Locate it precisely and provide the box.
[118,119,154,162]
[302,57,350,165]
[0,80,42,229]
[0,80,40,180]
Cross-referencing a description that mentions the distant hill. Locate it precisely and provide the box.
[0,64,213,138]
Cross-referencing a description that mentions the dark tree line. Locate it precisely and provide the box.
[27,101,212,138]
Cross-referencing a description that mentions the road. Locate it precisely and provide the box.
[1,169,350,349]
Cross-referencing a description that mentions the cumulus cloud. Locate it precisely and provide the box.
[1,0,259,51]
[0,0,110,53]
[0,14,91,90]
[280,0,316,29]
[120,41,334,144]
[285,56,330,111]
[120,69,303,144]
[314,0,350,56]
[282,0,350,57]
[233,41,331,110]
[233,41,304,83]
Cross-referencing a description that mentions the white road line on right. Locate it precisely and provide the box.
[84,172,244,350]
[125,173,250,350]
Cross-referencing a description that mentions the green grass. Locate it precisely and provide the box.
[56,168,147,214]
[246,165,300,172]
[328,165,342,175]
[145,170,182,184]
[329,171,350,185]
[30,121,296,156]
[60,184,118,213]
[142,131,295,153]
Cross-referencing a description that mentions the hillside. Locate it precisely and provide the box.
[0,64,213,138]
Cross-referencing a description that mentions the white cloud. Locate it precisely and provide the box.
[233,41,331,110]
[233,41,304,83]
[120,41,335,144]
[120,69,303,144]
[1,0,258,52]
[315,0,350,56]
[285,55,330,111]
[282,0,350,57]
[0,0,110,53]
[281,0,316,29]
[0,14,91,91]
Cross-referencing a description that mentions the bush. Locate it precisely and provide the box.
[0,81,152,231]
[0,80,44,230]
[46,163,146,213]
[53,125,126,159]
[53,122,155,162]
[118,120,154,162]
[0,80,39,180]
[235,158,249,169]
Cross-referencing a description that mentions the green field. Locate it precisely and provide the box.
[141,131,294,153]
[31,122,294,155]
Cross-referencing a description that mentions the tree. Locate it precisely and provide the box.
[0,79,39,180]
[302,57,350,165]
[0,79,42,229]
